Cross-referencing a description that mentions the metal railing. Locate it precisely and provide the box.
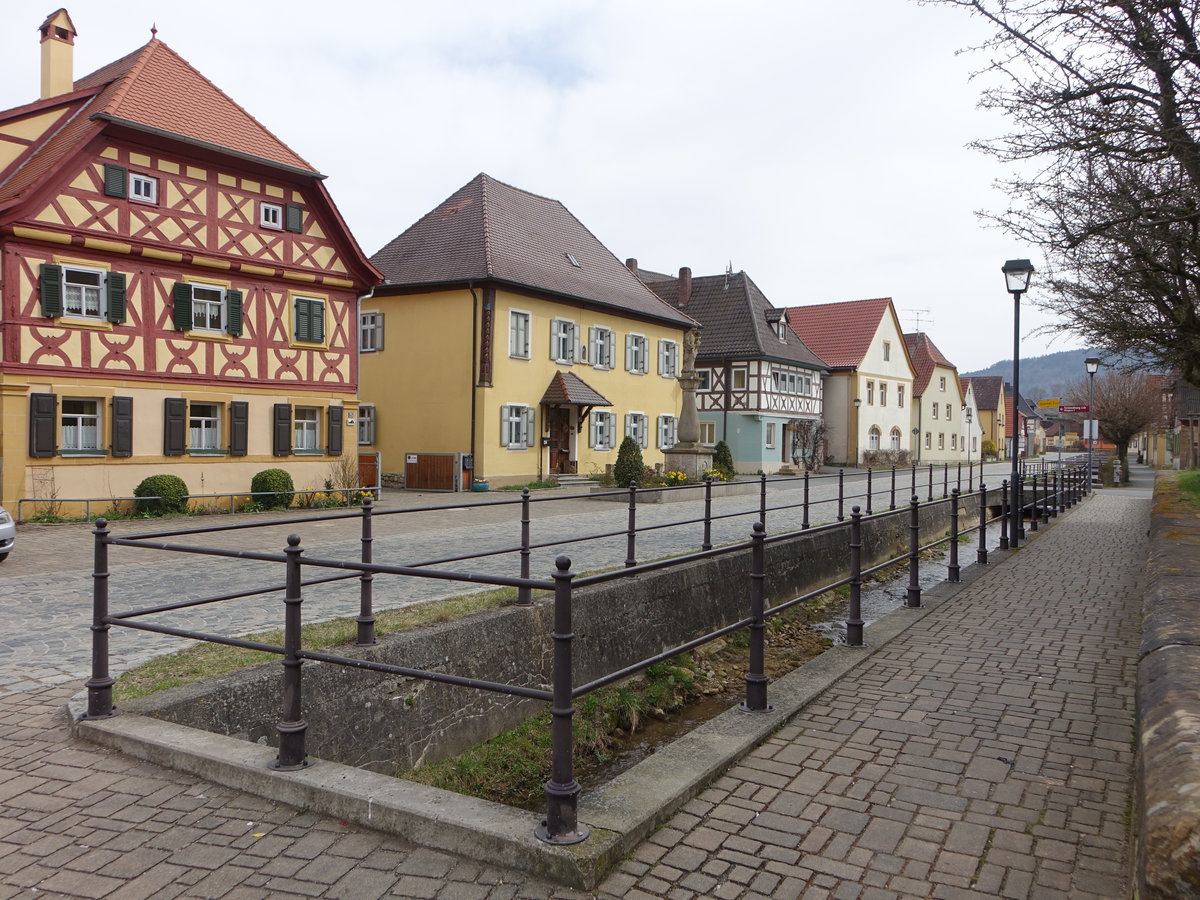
[80,461,1089,845]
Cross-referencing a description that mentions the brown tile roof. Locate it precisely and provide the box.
[903,332,958,396]
[1,37,316,206]
[540,371,612,407]
[783,298,894,370]
[963,375,1004,412]
[370,174,696,329]
[643,270,826,370]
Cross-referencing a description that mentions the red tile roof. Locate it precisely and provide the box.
[540,371,612,407]
[903,332,958,396]
[372,173,697,329]
[782,298,893,369]
[963,375,1004,412]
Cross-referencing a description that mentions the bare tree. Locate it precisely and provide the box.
[927,0,1200,382]
[791,419,827,473]
[1067,370,1165,471]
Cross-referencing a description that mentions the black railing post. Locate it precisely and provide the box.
[759,473,767,528]
[906,495,921,608]
[272,534,308,771]
[957,461,962,493]
[948,488,961,583]
[977,483,989,565]
[517,489,534,605]
[1016,472,1026,542]
[890,465,897,510]
[702,476,713,551]
[625,484,638,568]
[865,468,874,516]
[943,464,949,499]
[999,479,1010,550]
[85,518,115,719]
[537,556,588,845]
[847,506,864,647]
[741,522,771,712]
[1041,473,1051,525]
[1029,473,1040,532]
[802,471,811,530]
[911,462,918,499]
[356,498,376,644]
[837,469,845,521]
[1050,471,1059,518]
[928,463,935,502]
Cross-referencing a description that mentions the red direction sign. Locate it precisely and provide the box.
[1059,404,1089,413]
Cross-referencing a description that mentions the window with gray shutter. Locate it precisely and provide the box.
[29,393,57,458]
[230,401,249,456]
[163,398,186,455]
[285,203,303,233]
[326,406,344,455]
[273,403,292,456]
[103,164,127,198]
[111,396,133,457]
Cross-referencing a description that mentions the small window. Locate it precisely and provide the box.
[732,369,747,390]
[657,414,678,450]
[868,426,881,450]
[626,412,649,449]
[866,381,875,405]
[293,297,326,343]
[890,427,902,450]
[898,386,905,408]
[590,411,616,450]
[939,376,947,391]
[294,407,320,451]
[699,421,717,446]
[945,403,952,422]
[697,369,711,391]
[360,312,384,352]
[932,403,939,420]
[261,203,283,229]
[951,434,958,450]
[130,173,157,204]
[765,422,776,449]
[189,402,221,451]
[590,326,615,369]
[659,340,679,378]
[883,341,891,361]
[63,266,106,319]
[938,433,945,450]
[192,285,225,331]
[358,404,376,445]
[880,383,887,407]
[626,334,648,374]
[509,310,531,359]
[61,398,101,451]
[925,432,932,449]
[501,404,535,449]
[551,318,579,363]
[565,253,581,267]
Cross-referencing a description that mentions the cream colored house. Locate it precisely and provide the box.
[904,332,967,463]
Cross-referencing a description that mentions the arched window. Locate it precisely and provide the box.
[890,427,902,450]
[868,426,881,450]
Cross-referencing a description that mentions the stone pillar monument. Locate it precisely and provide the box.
[664,328,714,480]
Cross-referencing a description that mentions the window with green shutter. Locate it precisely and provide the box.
[106,272,127,324]
[171,282,244,336]
[163,398,186,456]
[111,396,133,457]
[39,264,62,317]
[285,203,303,233]
[29,393,58,458]
[103,164,127,198]
[293,297,325,343]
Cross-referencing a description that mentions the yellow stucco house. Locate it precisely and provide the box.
[361,174,697,490]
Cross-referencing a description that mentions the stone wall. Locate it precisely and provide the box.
[1138,473,1200,898]
[125,497,979,774]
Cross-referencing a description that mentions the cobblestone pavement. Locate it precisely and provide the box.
[596,475,1149,900]
[0,460,1140,899]
[0,464,1014,692]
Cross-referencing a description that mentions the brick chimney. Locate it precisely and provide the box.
[625,257,638,274]
[678,266,692,308]
[39,9,77,99]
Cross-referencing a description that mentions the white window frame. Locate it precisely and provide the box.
[866,381,875,405]
[626,333,648,374]
[951,433,958,450]
[501,403,536,449]
[551,318,579,364]
[890,427,902,451]
[699,421,716,446]
[945,403,952,422]
[939,433,945,450]
[626,411,649,449]
[898,386,905,408]
[589,410,616,450]
[732,369,747,390]
[190,284,226,332]
[359,311,383,352]
[63,265,107,319]
[261,202,283,229]
[61,398,101,451]
[189,402,221,451]
[130,173,157,204]
[590,326,614,369]
[868,426,881,450]
[880,383,888,407]
[509,310,531,359]
[765,422,776,449]
[932,403,939,420]
[358,404,376,445]
[659,340,679,378]
[657,414,678,450]
[939,376,947,391]
[697,369,712,391]
[294,407,320,451]
[883,341,891,361]
[925,432,932,450]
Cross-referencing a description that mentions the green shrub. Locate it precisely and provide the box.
[981,438,997,459]
[133,474,190,516]
[614,436,645,488]
[713,440,735,480]
[251,468,295,510]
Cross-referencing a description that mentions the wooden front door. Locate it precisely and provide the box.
[548,407,572,474]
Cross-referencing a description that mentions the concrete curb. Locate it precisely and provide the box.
[72,532,1035,889]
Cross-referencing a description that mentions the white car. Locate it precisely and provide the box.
[0,507,13,562]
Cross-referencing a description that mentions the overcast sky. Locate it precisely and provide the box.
[1,0,1088,371]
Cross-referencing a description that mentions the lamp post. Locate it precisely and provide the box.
[852,396,862,466]
[1085,356,1100,492]
[1002,259,1035,548]
[965,407,973,488]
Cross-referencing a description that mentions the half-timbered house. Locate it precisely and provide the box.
[0,11,379,512]
[784,298,916,466]
[362,174,695,490]
[637,265,828,473]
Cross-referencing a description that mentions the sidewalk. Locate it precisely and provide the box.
[0,468,1148,898]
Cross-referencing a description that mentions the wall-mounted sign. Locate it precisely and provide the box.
[406,453,418,464]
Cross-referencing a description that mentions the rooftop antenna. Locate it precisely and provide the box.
[904,307,933,332]
[724,260,733,289]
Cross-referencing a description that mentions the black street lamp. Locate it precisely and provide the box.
[852,396,862,466]
[1002,259,1035,548]
[965,406,974,488]
[1085,356,1101,491]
